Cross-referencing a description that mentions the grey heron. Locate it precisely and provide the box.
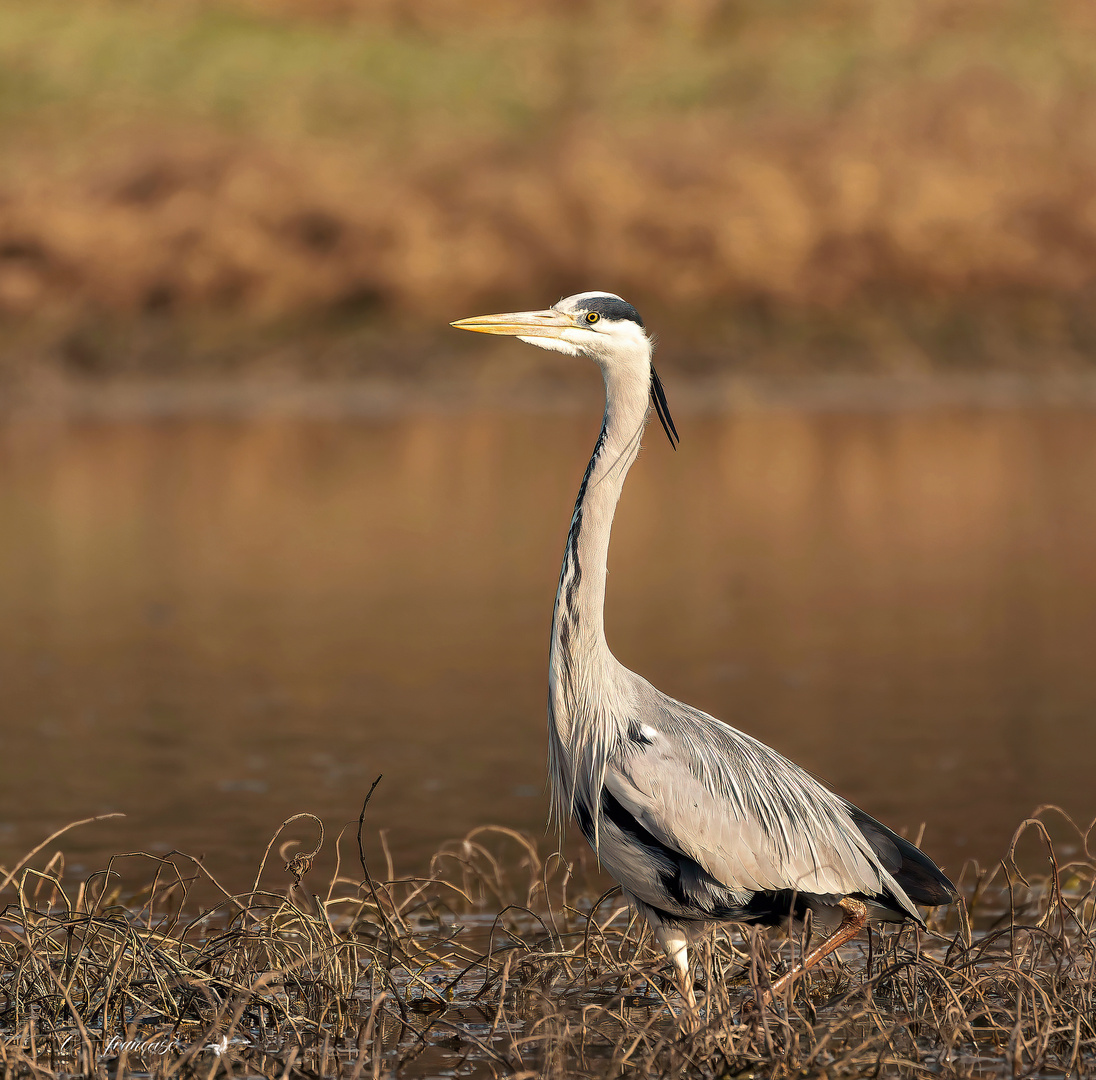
[452,292,957,1008]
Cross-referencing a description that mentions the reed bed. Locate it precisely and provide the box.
[1,798,1094,1079]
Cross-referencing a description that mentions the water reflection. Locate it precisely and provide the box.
[1,406,1094,886]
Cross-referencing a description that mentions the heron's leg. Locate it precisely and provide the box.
[654,925,696,1013]
[764,896,868,1004]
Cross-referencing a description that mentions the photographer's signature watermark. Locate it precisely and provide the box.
[56,1034,245,1059]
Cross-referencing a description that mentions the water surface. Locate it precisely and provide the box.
[2,404,1095,889]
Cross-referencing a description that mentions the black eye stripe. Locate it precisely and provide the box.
[581,296,645,327]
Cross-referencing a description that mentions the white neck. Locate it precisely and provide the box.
[547,355,652,822]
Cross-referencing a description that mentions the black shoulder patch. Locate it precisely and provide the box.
[583,296,644,327]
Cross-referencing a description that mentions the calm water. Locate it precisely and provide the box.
[2,404,1095,890]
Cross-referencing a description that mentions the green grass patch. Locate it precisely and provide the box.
[1,0,1093,143]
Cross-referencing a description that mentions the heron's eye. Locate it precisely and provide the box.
[586,312,600,324]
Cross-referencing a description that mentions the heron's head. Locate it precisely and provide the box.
[451,292,678,446]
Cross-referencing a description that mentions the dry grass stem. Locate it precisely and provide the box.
[1,805,1094,1077]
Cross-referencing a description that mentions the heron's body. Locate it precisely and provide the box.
[452,293,956,1004]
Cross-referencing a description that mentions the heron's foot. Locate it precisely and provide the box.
[666,971,702,1031]
[671,991,706,1034]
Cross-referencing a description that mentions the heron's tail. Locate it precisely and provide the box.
[845,803,958,908]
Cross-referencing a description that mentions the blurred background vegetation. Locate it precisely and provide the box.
[2,0,1096,383]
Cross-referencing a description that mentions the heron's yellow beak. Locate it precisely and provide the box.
[450,308,575,338]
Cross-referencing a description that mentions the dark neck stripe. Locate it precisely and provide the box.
[560,424,606,623]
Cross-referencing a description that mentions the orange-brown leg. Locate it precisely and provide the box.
[762,896,868,1005]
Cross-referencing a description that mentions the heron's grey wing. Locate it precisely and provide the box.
[605,698,918,915]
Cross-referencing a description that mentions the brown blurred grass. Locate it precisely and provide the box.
[3,0,1096,378]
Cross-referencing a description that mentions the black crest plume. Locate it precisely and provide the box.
[650,366,679,449]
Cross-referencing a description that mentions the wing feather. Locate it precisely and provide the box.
[605,684,920,919]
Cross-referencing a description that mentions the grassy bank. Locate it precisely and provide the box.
[2,0,1096,378]
[1,806,1094,1078]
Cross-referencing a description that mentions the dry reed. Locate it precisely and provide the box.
[1,793,1094,1078]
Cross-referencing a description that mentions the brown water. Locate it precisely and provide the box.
[2,404,1095,890]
